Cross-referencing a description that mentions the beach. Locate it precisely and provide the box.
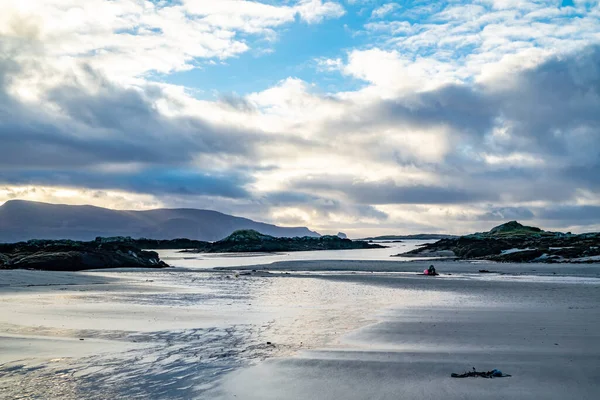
[4,1,600,398]
[1,258,599,399]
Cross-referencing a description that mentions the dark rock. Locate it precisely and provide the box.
[488,249,544,262]
[396,221,600,263]
[0,240,169,271]
[95,236,211,250]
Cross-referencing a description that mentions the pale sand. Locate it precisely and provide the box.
[217,259,600,277]
[1,263,600,399]
[209,265,600,400]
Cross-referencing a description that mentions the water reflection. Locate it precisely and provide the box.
[158,240,434,269]
[0,268,451,399]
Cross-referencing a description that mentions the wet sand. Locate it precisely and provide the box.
[1,262,600,399]
[211,269,600,399]
[217,259,600,277]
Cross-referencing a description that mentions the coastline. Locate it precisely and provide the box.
[214,259,600,277]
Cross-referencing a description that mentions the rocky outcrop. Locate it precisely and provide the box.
[183,230,384,253]
[396,221,600,263]
[95,236,210,249]
[0,239,169,271]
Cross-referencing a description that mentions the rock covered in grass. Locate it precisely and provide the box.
[396,221,600,263]
[184,229,384,253]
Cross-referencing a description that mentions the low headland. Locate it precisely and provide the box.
[397,221,600,263]
[181,229,385,253]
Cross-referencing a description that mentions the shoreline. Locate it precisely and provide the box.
[213,259,600,277]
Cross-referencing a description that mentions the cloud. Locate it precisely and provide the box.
[0,62,266,169]
[0,186,164,211]
[4,43,600,232]
[478,207,535,221]
[183,0,345,28]
[371,3,400,19]
[536,205,600,224]
[329,45,600,168]
[0,0,345,80]
[0,168,251,198]
[293,177,493,205]
[2,0,600,235]
[263,190,388,220]
[361,0,600,85]
[474,204,600,228]
[265,46,600,220]
[296,0,346,23]
[487,46,600,159]
[340,48,461,94]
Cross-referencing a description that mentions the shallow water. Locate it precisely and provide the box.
[209,273,600,400]
[0,268,454,399]
[157,240,433,269]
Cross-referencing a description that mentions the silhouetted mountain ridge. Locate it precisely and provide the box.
[0,200,319,242]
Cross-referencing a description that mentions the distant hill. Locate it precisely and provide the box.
[360,234,457,241]
[183,229,384,253]
[480,220,550,237]
[0,200,320,242]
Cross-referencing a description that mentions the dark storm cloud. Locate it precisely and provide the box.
[536,205,600,224]
[262,191,389,220]
[561,164,600,188]
[348,183,491,205]
[0,56,267,199]
[473,205,600,227]
[293,177,493,205]
[0,168,251,198]
[0,74,260,169]
[478,207,535,221]
[491,46,600,157]
[371,84,494,136]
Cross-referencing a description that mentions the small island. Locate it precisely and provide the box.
[396,221,600,263]
[182,229,385,253]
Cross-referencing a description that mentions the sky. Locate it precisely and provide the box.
[1,0,600,236]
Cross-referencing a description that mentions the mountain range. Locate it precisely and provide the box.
[0,200,319,243]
